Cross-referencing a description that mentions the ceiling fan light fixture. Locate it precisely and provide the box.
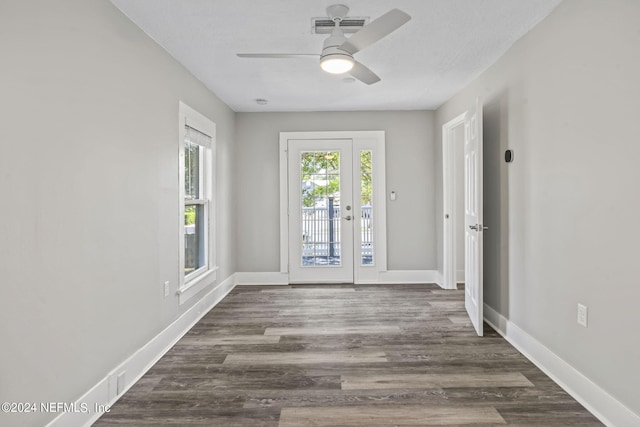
[320,53,354,74]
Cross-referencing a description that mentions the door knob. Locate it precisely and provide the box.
[469,224,488,231]
[344,215,352,221]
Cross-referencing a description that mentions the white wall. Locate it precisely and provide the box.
[0,1,236,426]
[436,0,640,416]
[236,111,436,273]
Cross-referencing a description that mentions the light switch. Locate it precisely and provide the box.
[390,191,396,201]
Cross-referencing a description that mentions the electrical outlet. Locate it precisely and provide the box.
[164,281,170,297]
[577,303,588,328]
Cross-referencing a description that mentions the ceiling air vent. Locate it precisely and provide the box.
[312,17,368,34]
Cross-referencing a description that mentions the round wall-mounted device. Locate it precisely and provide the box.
[505,149,514,163]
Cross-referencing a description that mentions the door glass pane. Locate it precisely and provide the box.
[360,150,374,265]
[300,151,341,267]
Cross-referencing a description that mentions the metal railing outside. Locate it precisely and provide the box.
[301,204,373,265]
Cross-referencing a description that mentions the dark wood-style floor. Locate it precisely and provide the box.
[95,284,602,426]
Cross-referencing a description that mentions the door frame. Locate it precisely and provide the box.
[279,131,387,284]
[442,112,467,290]
[442,100,485,336]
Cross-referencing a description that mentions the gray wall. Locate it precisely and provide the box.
[235,111,436,272]
[0,1,236,426]
[435,0,640,414]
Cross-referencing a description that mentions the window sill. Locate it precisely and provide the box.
[177,267,219,305]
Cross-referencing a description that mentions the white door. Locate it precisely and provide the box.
[464,98,484,336]
[288,139,354,283]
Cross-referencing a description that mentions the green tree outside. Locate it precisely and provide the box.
[300,151,372,207]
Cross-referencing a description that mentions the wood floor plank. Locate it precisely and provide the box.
[261,287,356,293]
[341,372,534,390]
[179,334,281,345]
[264,325,401,336]
[496,402,605,425]
[277,306,433,316]
[277,405,506,426]
[224,351,388,365]
[428,301,466,309]
[448,315,472,324]
[242,384,579,410]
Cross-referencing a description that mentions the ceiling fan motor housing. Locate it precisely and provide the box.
[320,27,354,74]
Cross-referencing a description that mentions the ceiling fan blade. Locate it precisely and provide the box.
[237,53,319,59]
[340,9,411,54]
[349,61,381,85]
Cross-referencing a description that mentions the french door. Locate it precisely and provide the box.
[288,139,353,282]
[282,132,386,284]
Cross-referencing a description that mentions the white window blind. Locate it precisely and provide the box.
[185,124,212,148]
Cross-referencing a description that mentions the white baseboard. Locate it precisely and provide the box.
[377,270,440,285]
[46,274,237,427]
[235,270,442,287]
[484,304,640,427]
[456,269,465,284]
[235,271,288,285]
[434,270,444,288]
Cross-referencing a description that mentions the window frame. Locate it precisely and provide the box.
[184,144,209,280]
[178,102,217,304]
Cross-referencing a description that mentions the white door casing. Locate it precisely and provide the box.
[442,112,467,290]
[464,98,484,336]
[280,131,387,284]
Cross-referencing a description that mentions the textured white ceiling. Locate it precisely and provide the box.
[110,0,562,112]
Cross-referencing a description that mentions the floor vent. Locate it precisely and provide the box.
[312,18,367,34]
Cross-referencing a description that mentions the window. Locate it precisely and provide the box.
[178,102,216,303]
[184,126,210,276]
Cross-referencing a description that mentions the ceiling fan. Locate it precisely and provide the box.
[237,4,411,85]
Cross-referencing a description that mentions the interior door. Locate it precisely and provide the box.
[288,139,354,283]
[464,98,484,336]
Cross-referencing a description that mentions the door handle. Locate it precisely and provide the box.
[469,224,488,231]
[344,215,352,221]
